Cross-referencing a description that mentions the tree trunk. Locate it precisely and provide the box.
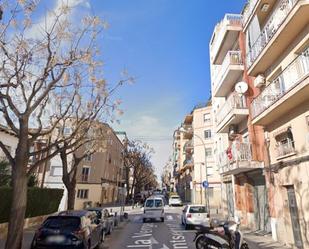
[5,131,29,249]
[66,183,76,210]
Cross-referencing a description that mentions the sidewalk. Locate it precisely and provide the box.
[243,229,292,249]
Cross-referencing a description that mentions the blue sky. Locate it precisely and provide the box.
[39,0,245,179]
[90,0,246,179]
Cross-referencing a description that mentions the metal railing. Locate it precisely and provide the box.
[246,0,299,68]
[183,158,194,167]
[218,142,252,173]
[216,93,247,126]
[251,48,309,118]
[275,139,295,157]
[242,0,259,27]
[210,14,242,61]
[213,50,243,90]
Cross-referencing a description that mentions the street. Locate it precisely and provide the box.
[0,205,291,249]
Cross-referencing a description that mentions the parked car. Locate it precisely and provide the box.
[30,210,103,249]
[169,195,183,206]
[86,207,108,242]
[143,196,165,222]
[181,205,210,230]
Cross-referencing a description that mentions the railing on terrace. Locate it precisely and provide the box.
[246,0,299,68]
[218,142,252,172]
[275,139,295,157]
[216,93,247,126]
[251,48,309,118]
[242,0,259,27]
[210,14,242,60]
[213,50,243,90]
[183,140,193,152]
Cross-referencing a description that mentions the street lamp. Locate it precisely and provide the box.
[179,127,210,213]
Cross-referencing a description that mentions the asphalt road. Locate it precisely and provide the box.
[103,206,196,249]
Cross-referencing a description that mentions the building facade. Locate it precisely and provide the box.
[244,0,309,247]
[210,0,309,248]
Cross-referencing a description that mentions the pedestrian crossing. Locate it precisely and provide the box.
[131,213,182,223]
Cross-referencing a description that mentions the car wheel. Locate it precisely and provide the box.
[143,218,146,223]
[184,223,189,230]
[161,217,164,222]
[181,218,184,225]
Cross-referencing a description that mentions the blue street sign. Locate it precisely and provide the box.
[202,181,209,188]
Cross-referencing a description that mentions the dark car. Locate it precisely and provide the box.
[31,210,103,249]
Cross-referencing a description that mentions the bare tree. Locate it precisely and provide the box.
[123,140,157,199]
[0,1,129,248]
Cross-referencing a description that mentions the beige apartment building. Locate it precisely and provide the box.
[172,103,221,208]
[243,0,309,247]
[74,123,125,209]
[0,125,18,162]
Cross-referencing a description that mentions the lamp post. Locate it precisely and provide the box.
[179,127,210,212]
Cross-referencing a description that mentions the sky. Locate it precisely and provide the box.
[92,0,246,180]
[36,0,245,181]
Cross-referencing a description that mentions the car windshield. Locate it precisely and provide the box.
[43,217,80,230]
[171,196,180,199]
[189,206,207,213]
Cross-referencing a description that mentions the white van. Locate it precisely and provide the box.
[143,197,164,222]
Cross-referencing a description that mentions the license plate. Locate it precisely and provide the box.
[46,235,65,243]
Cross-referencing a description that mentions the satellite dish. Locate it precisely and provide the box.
[235,81,248,94]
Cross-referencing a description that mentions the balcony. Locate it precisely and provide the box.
[213,51,244,97]
[210,14,242,64]
[184,140,193,153]
[251,49,309,125]
[218,142,263,175]
[246,0,309,76]
[275,140,296,159]
[216,93,249,133]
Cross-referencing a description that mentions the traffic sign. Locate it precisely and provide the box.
[202,181,209,188]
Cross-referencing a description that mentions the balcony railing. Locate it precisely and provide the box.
[242,0,259,27]
[213,50,243,89]
[216,93,247,126]
[183,158,194,167]
[275,140,295,158]
[210,14,242,60]
[218,142,252,173]
[81,174,89,182]
[246,0,299,68]
[251,48,309,118]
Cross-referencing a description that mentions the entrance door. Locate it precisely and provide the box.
[287,186,303,248]
[226,182,234,217]
[253,175,271,232]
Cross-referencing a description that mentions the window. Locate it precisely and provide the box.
[84,154,92,162]
[204,130,212,139]
[77,189,89,199]
[205,148,212,157]
[81,167,90,182]
[50,166,63,176]
[275,127,295,157]
[203,113,211,123]
[108,154,112,164]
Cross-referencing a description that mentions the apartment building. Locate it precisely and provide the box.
[173,127,192,202]
[42,123,125,210]
[191,103,221,208]
[210,12,268,233]
[243,0,309,247]
[172,103,221,207]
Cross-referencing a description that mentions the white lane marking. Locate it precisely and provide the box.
[166,215,173,221]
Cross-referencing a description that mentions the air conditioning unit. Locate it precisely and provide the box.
[254,74,265,88]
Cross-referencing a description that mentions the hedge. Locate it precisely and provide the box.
[0,187,63,223]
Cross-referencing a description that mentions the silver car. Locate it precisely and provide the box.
[181,205,210,229]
